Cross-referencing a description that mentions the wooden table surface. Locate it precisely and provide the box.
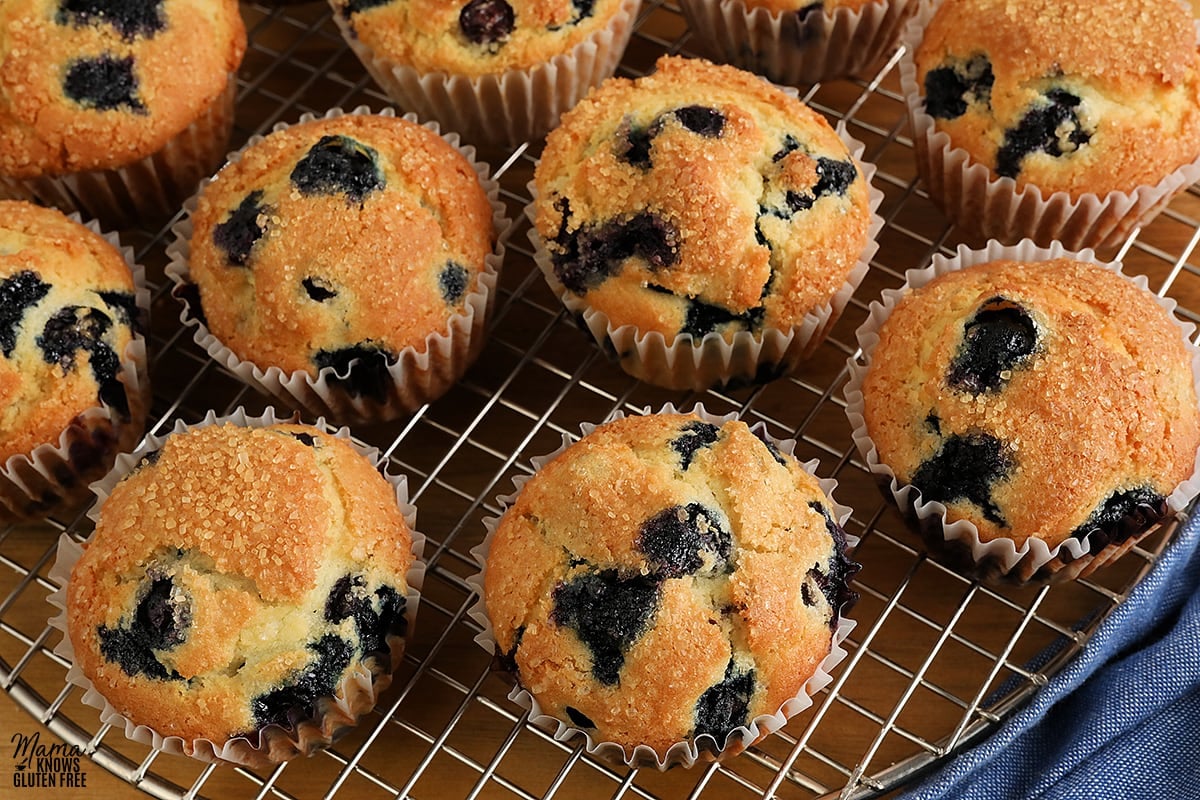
[4,3,1200,799]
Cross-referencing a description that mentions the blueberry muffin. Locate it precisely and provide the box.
[902,0,1200,247]
[680,0,919,85]
[532,55,876,390]
[855,256,1200,582]
[0,0,246,227]
[482,412,857,761]
[173,112,501,422]
[64,422,417,766]
[327,0,642,144]
[0,200,148,518]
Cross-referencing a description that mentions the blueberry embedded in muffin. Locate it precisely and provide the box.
[482,412,857,757]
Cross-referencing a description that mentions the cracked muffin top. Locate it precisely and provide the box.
[0,0,245,177]
[483,412,857,753]
[913,0,1200,197]
[330,0,629,75]
[532,55,872,344]
[0,200,141,461]
[66,422,415,743]
[185,114,495,391]
[862,258,1200,553]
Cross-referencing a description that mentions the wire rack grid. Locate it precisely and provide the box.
[2,3,1199,799]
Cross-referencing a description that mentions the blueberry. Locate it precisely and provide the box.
[813,157,857,197]
[682,298,764,338]
[97,626,179,680]
[439,262,469,304]
[551,569,661,686]
[459,0,514,45]
[324,574,406,656]
[57,0,165,40]
[804,501,859,627]
[1070,486,1168,551]
[672,106,725,138]
[571,0,594,22]
[785,191,815,214]
[313,343,395,403]
[0,270,51,356]
[291,135,384,204]
[96,290,141,331]
[996,89,1091,179]
[947,298,1037,394]
[251,634,355,727]
[341,0,391,17]
[693,661,755,742]
[551,203,680,295]
[36,305,129,415]
[773,134,802,163]
[615,118,660,169]
[911,433,1012,527]
[638,503,732,578]
[565,706,596,728]
[923,55,994,120]
[290,432,318,447]
[670,420,720,470]
[63,55,145,113]
[302,277,337,302]
[134,577,191,650]
[213,190,268,268]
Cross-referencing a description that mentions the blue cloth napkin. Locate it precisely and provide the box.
[896,511,1200,800]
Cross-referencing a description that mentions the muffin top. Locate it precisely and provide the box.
[484,412,856,753]
[332,0,629,76]
[913,0,1200,197]
[0,0,246,177]
[862,258,1200,550]
[0,201,140,461]
[66,423,416,743]
[533,56,872,344]
[186,114,495,380]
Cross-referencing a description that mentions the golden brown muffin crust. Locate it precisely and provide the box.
[534,55,871,343]
[484,412,854,752]
[0,200,137,459]
[0,0,246,177]
[863,258,1200,547]
[189,114,495,376]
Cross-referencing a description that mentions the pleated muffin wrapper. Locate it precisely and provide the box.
[843,239,1200,586]
[898,2,1200,251]
[328,0,642,148]
[45,406,428,769]
[679,0,919,85]
[465,403,858,769]
[527,120,884,391]
[0,75,237,231]
[0,216,151,521]
[165,105,512,425]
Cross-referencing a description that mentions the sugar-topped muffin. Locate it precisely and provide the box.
[857,257,1200,581]
[0,200,147,518]
[327,0,641,145]
[532,55,875,390]
[482,412,857,761]
[174,112,500,421]
[901,0,1200,248]
[65,422,417,765]
[0,0,246,225]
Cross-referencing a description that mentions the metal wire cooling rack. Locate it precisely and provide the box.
[4,2,1200,799]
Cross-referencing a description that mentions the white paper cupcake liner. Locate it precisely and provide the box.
[898,2,1200,251]
[0,216,151,520]
[527,118,884,391]
[45,406,428,769]
[844,239,1200,585]
[679,0,918,85]
[0,75,237,231]
[329,0,642,147]
[165,105,512,424]
[466,402,858,769]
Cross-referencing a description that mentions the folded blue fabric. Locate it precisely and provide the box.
[896,511,1200,800]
